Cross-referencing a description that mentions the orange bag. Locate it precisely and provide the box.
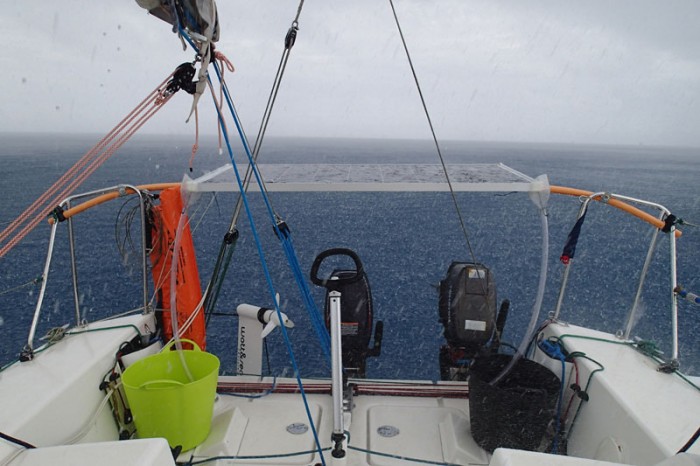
[149,186,206,349]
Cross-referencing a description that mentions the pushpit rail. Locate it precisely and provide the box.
[22,183,177,360]
[550,186,682,369]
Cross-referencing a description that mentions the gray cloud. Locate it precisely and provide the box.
[2,0,699,147]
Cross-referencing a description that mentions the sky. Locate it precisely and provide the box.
[2,0,700,147]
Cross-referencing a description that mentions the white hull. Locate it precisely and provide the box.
[1,313,698,465]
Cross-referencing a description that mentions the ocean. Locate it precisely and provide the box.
[1,133,699,379]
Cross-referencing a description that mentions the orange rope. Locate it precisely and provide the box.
[189,105,199,172]
[206,76,229,153]
[188,52,233,170]
[214,51,235,74]
[214,51,235,154]
[550,186,682,238]
[0,98,172,257]
[0,75,168,246]
[0,72,175,258]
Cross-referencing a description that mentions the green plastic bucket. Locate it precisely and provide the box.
[122,339,220,451]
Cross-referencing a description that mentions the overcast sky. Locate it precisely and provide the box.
[2,1,699,147]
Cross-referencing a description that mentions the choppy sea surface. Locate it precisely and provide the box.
[1,134,698,378]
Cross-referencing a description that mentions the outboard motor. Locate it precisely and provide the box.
[438,261,509,381]
[311,248,383,378]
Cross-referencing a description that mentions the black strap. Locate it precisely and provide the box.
[0,431,35,449]
[662,214,678,233]
[678,426,700,453]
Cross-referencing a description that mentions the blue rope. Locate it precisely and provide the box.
[537,339,566,453]
[178,27,327,466]
[180,23,330,357]
[209,76,327,466]
[279,231,331,353]
[208,58,331,359]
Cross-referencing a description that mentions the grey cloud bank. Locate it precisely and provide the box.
[2,0,699,148]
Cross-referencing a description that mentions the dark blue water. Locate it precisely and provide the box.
[1,134,699,378]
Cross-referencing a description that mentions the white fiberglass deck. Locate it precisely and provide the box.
[2,315,699,466]
[182,380,484,466]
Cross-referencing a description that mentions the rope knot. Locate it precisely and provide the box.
[214,51,235,73]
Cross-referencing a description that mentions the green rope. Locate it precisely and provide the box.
[182,430,471,466]
[0,276,42,296]
[566,359,604,442]
[556,333,700,393]
[0,359,19,374]
[347,445,468,466]
[66,324,143,338]
[182,447,332,465]
[182,444,467,466]
[204,237,237,327]
[557,333,629,347]
[554,332,700,443]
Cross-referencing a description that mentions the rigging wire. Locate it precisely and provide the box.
[387,0,480,266]
[204,67,331,357]
[202,2,305,325]
[175,22,327,464]
[0,276,42,297]
[205,73,328,466]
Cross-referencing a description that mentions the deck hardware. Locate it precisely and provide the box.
[286,422,309,435]
[377,425,400,438]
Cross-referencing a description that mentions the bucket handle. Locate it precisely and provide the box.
[162,338,202,353]
[139,379,186,390]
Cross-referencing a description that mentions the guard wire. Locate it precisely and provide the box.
[0,431,35,450]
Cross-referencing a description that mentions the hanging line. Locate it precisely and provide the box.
[204,72,328,466]
[177,22,328,465]
[387,0,480,267]
[184,24,330,356]
[208,61,331,359]
[228,3,304,237]
[203,4,306,327]
[189,52,235,172]
[214,50,235,156]
[0,276,42,297]
[0,71,179,259]
[0,72,172,250]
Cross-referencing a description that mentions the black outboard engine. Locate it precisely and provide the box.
[311,248,383,378]
[439,261,508,381]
